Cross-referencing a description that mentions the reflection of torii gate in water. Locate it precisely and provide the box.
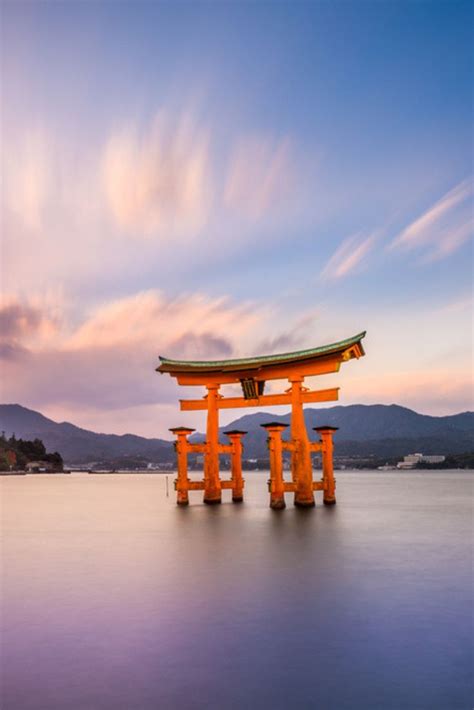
[157,331,366,509]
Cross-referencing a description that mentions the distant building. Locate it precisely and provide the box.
[397,453,423,469]
[421,455,445,464]
[397,453,445,469]
[25,460,58,473]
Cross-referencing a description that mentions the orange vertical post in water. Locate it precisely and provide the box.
[224,430,246,502]
[204,384,222,504]
[289,377,315,507]
[169,427,195,506]
[314,426,338,505]
[261,423,288,509]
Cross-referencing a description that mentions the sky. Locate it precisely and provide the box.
[1,0,472,438]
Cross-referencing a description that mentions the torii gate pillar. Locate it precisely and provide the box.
[290,376,315,507]
[203,384,222,504]
[315,426,338,505]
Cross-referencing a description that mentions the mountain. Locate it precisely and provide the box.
[214,405,474,458]
[0,404,174,464]
[0,403,472,464]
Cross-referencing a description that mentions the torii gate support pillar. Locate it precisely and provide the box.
[169,427,195,506]
[204,384,222,504]
[289,376,315,508]
[224,430,246,502]
[261,423,288,510]
[314,426,338,505]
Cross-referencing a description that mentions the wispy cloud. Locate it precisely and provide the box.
[102,112,213,239]
[224,136,299,221]
[66,290,261,352]
[390,179,473,261]
[3,130,53,233]
[1,108,319,301]
[438,293,473,315]
[101,114,309,240]
[420,221,472,263]
[255,308,320,354]
[321,232,377,280]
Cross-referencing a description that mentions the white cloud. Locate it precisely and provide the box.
[390,179,473,261]
[321,232,376,280]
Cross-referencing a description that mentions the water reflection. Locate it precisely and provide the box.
[1,472,472,710]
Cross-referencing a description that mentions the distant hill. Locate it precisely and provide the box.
[213,404,474,458]
[0,403,472,464]
[0,404,174,464]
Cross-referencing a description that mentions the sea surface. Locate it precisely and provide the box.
[1,471,472,710]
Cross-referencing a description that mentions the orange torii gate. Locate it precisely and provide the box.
[157,331,366,509]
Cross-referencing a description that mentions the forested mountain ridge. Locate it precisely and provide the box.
[1,403,472,464]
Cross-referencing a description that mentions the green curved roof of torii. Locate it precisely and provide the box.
[157,331,366,374]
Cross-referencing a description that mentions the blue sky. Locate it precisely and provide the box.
[1,1,472,436]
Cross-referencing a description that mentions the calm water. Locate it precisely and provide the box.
[1,471,472,710]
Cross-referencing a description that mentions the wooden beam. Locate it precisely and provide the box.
[187,443,206,453]
[176,480,205,491]
[174,355,342,386]
[180,387,339,411]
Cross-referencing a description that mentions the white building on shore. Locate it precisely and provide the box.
[397,453,445,469]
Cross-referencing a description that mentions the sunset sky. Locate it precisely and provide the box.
[1,1,472,438]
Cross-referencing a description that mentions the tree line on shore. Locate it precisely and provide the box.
[0,433,63,471]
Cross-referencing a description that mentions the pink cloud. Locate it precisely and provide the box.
[224,135,300,221]
[102,112,213,239]
[0,297,59,361]
[338,368,474,415]
[3,286,470,438]
[0,291,266,415]
[321,232,377,280]
[66,291,261,351]
[0,301,50,339]
[0,290,331,433]
[3,130,52,233]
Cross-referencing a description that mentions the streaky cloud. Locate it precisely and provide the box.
[102,112,213,239]
[420,220,472,263]
[390,178,473,260]
[321,232,377,281]
[224,135,298,221]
